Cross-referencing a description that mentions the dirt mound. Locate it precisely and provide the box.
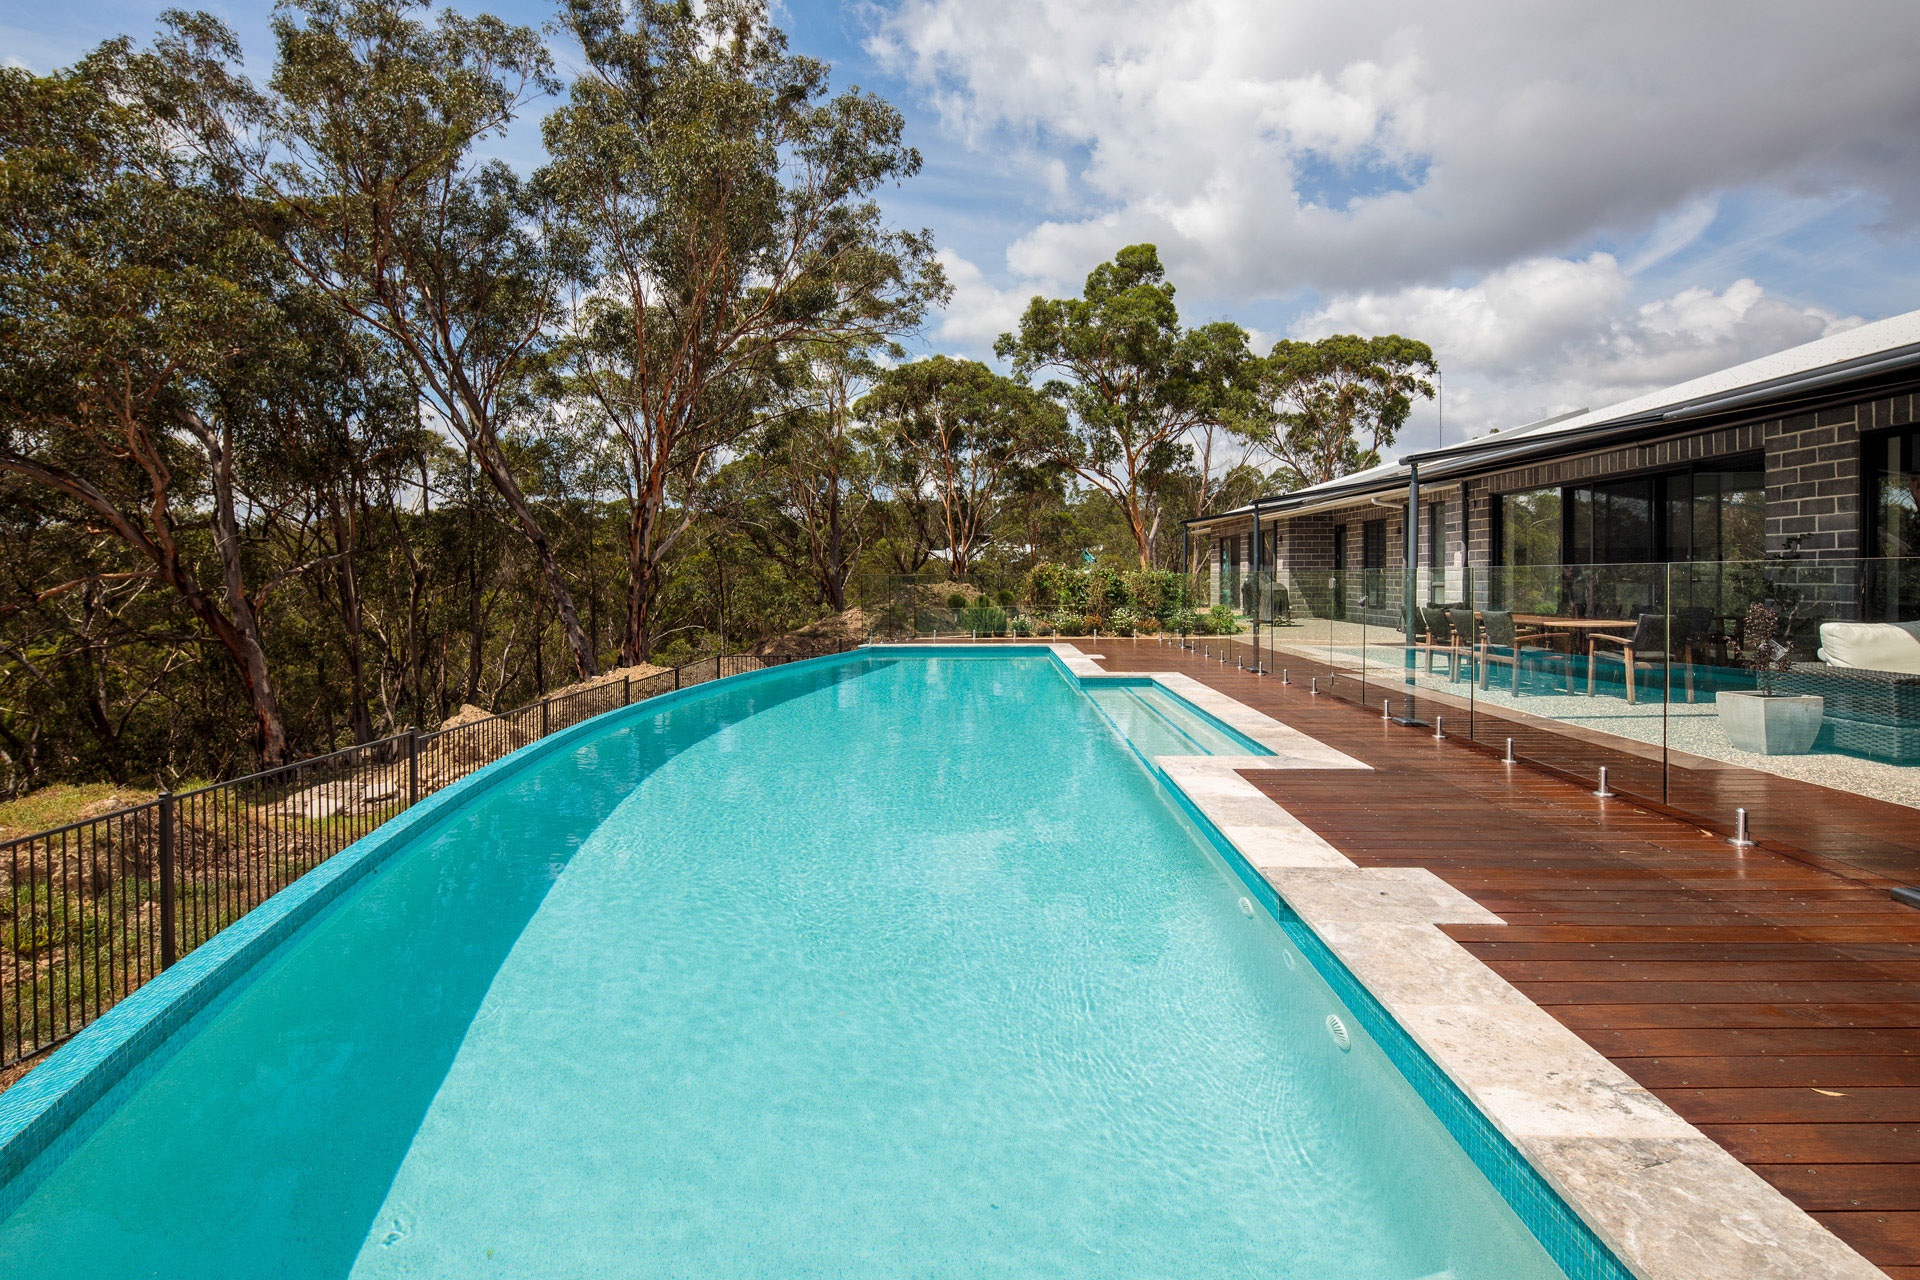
[536,663,670,705]
[437,703,495,731]
[753,608,870,660]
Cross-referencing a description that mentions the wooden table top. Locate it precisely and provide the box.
[1513,614,1637,631]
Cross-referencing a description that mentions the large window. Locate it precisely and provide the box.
[1218,533,1241,608]
[1496,460,1764,568]
[1497,487,1561,568]
[1877,428,1920,561]
[1361,519,1387,570]
[1872,428,1920,620]
[1568,477,1656,564]
[1673,467,1765,562]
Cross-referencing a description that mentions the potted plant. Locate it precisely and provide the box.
[1718,602,1823,755]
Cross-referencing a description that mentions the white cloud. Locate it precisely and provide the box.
[930,249,1046,351]
[871,0,1920,298]
[1295,257,1864,441]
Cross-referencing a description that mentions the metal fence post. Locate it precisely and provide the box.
[407,729,420,805]
[674,664,681,690]
[157,791,177,970]
[623,674,631,706]
[715,653,722,680]
[540,698,550,737]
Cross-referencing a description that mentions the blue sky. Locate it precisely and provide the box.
[13,0,1920,452]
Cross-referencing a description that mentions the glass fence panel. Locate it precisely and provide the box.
[1444,562,1672,800]
[1650,558,1920,782]
[1254,563,1344,690]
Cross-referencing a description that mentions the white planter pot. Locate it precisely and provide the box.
[1718,691,1824,755]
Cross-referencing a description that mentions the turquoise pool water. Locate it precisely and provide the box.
[0,652,1574,1279]
[1082,680,1271,758]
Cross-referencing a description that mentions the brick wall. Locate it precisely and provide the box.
[1762,394,1917,557]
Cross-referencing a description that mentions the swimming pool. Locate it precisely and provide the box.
[0,650,1595,1278]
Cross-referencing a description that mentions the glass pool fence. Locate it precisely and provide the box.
[1191,555,1919,887]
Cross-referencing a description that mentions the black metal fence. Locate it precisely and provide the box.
[1,643,863,1072]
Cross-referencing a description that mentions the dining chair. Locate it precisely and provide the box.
[1587,613,1698,704]
[1477,610,1561,695]
[1446,607,1479,683]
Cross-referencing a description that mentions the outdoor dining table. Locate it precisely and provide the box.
[1510,614,1635,655]
[1511,613,1636,635]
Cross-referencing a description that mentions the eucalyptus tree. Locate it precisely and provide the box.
[541,0,945,662]
[0,49,312,763]
[996,244,1256,569]
[154,2,604,681]
[855,356,1064,581]
[1254,334,1438,489]
[729,341,884,613]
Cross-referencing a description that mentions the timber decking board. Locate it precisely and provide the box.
[1089,637,1920,1277]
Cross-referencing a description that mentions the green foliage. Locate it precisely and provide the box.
[543,0,946,657]
[856,355,1065,579]
[1024,561,1085,614]
[956,605,1008,635]
[1201,604,1244,635]
[945,591,969,611]
[1255,334,1437,489]
[995,245,1258,567]
[1022,562,1194,625]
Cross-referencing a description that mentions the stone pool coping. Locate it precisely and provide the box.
[1054,642,1884,1280]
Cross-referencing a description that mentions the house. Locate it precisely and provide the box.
[1187,311,1920,631]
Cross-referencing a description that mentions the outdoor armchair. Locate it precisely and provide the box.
[1446,607,1479,683]
[1477,610,1564,695]
[1586,612,1697,704]
[1416,605,1457,677]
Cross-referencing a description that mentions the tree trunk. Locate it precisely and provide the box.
[326,500,375,744]
[456,411,598,681]
[185,412,290,765]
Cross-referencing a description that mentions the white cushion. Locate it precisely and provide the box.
[1817,620,1920,674]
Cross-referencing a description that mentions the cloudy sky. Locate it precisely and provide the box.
[13,0,1920,452]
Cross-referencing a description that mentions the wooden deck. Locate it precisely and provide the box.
[1098,637,1920,1279]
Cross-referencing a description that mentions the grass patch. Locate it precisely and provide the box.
[0,784,156,844]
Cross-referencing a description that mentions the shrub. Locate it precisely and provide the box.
[1109,606,1141,635]
[996,589,1016,607]
[1047,608,1079,635]
[1123,569,1177,621]
[946,591,969,611]
[1202,604,1243,635]
[1026,562,1088,615]
[1080,612,1105,635]
[958,605,1008,635]
[1087,563,1128,617]
[1010,614,1035,637]
[1167,607,1199,634]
